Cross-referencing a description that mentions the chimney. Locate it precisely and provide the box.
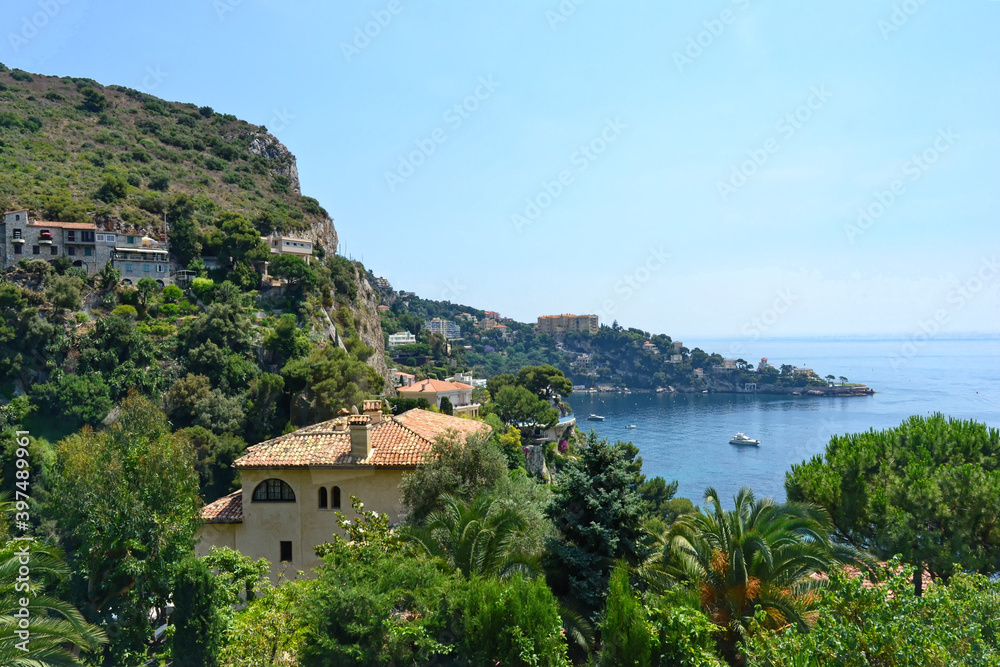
[349,414,372,460]
[363,399,384,425]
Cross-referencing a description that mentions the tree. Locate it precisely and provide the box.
[399,430,507,524]
[439,395,453,415]
[29,372,113,429]
[165,374,245,435]
[599,562,652,667]
[180,302,252,355]
[545,435,649,618]
[79,87,109,112]
[263,314,309,363]
[404,493,537,579]
[664,486,864,664]
[268,254,316,290]
[838,375,848,385]
[489,385,558,429]
[462,574,571,667]
[78,314,164,398]
[136,277,158,308]
[177,426,247,501]
[49,393,202,660]
[517,364,573,400]
[786,414,1000,596]
[0,531,108,665]
[281,344,384,424]
[172,557,224,667]
[46,273,83,311]
[218,212,268,263]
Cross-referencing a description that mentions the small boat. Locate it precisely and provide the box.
[625,424,636,429]
[729,432,761,446]
[587,414,605,421]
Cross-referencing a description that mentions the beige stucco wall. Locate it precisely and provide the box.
[195,466,411,580]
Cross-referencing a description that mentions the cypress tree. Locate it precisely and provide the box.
[172,556,224,667]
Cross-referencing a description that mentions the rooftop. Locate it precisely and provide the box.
[201,490,243,524]
[27,220,97,230]
[397,378,474,394]
[232,408,489,469]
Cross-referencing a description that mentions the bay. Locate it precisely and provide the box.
[566,336,1000,504]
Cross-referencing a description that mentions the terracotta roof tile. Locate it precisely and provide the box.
[28,221,97,230]
[234,409,491,469]
[398,378,473,394]
[201,490,243,523]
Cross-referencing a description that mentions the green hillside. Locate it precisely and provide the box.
[0,62,330,259]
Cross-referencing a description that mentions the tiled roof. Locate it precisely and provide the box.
[28,220,97,230]
[234,408,491,469]
[398,378,473,394]
[201,490,243,523]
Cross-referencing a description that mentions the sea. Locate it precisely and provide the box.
[566,336,1000,504]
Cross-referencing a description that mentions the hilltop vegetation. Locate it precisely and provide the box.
[0,62,332,256]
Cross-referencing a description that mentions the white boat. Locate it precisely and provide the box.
[587,414,605,421]
[626,424,636,429]
[729,432,761,446]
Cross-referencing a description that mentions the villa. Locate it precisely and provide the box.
[197,402,490,577]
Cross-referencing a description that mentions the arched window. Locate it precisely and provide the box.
[332,486,342,510]
[318,487,328,509]
[251,478,295,502]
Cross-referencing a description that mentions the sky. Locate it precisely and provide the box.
[3,0,999,340]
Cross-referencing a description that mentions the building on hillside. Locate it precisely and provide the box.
[112,234,173,286]
[197,404,491,578]
[642,340,659,354]
[396,378,479,416]
[390,368,416,387]
[1,210,112,276]
[792,367,816,376]
[446,371,487,388]
[484,310,500,320]
[714,358,737,371]
[387,331,416,348]
[262,233,313,264]
[668,354,683,364]
[425,317,462,340]
[373,276,392,291]
[536,314,599,335]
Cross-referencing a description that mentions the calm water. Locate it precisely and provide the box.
[568,336,1000,503]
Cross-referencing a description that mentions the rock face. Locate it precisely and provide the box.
[245,130,301,193]
[352,267,395,397]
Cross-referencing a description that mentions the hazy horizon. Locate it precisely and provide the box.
[3,1,997,339]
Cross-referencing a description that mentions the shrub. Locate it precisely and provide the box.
[190,277,215,301]
[10,69,33,82]
[79,87,109,112]
[163,284,183,302]
[149,174,170,191]
[112,304,138,319]
[172,557,224,667]
[599,563,652,667]
[462,574,570,667]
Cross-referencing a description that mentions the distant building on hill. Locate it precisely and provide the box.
[1,209,175,285]
[536,313,599,335]
[387,331,416,348]
[396,378,480,416]
[425,317,462,340]
[261,233,313,263]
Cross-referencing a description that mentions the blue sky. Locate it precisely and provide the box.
[3,0,998,339]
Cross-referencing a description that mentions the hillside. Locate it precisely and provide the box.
[375,283,868,396]
[0,65,396,480]
[0,62,337,253]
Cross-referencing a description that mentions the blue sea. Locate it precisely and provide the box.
[566,336,1000,504]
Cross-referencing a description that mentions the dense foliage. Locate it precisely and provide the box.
[786,414,1000,594]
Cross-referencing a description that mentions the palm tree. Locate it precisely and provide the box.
[657,487,865,665]
[0,533,107,665]
[403,494,539,579]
